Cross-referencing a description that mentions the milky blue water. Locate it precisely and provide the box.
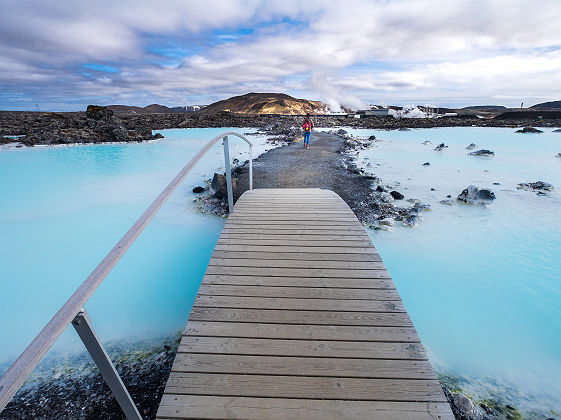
[0,128,272,370]
[1,126,560,415]
[336,127,561,413]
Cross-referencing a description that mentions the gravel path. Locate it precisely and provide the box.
[233,131,378,222]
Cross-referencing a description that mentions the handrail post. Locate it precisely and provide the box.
[249,144,253,191]
[222,136,234,213]
[71,310,142,420]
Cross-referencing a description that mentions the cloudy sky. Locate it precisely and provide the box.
[1,0,561,111]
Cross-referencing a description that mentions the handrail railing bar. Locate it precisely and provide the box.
[0,131,253,412]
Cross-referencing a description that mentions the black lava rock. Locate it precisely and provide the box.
[390,191,404,200]
[192,186,205,193]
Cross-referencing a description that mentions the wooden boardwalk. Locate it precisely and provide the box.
[156,188,453,419]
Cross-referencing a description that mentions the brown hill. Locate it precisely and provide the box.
[199,92,326,115]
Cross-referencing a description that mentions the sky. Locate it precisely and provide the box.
[1,0,561,111]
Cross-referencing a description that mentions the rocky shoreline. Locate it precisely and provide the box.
[1,334,180,419]
[2,107,561,147]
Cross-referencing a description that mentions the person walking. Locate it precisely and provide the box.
[302,113,314,149]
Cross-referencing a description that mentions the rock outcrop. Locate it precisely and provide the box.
[457,185,496,204]
[469,149,495,156]
[515,126,543,133]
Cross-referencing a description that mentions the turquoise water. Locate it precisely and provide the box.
[0,128,272,369]
[339,127,561,413]
[1,126,560,414]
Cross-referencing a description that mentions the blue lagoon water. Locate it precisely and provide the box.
[1,126,561,415]
[336,127,561,414]
[0,128,272,370]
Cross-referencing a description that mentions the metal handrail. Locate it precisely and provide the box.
[0,131,253,416]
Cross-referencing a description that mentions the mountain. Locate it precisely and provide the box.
[199,92,326,115]
[106,104,199,114]
[530,100,561,109]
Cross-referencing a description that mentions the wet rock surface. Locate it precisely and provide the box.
[469,149,495,156]
[517,181,554,192]
[516,126,543,133]
[2,336,179,419]
[457,185,496,204]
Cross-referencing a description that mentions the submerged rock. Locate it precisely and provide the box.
[336,129,348,136]
[556,153,561,158]
[457,185,496,204]
[517,181,554,191]
[422,162,430,166]
[390,191,404,200]
[553,129,561,133]
[516,126,543,133]
[399,127,411,131]
[402,214,419,227]
[434,143,448,151]
[422,140,432,145]
[469,149,495,156]
[465,143,477,150]
[440,199,455,205]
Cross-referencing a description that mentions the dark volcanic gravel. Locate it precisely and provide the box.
[232,132,401,224]
[1,337,179,420]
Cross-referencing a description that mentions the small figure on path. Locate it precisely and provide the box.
[302,113,314,149]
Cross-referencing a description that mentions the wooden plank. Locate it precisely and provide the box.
[205,266,392,278]
[202,275,396,289]
[216,239,373,247]
[183,321,420,342]
[163,373,446,402]
[208,258,385,270]
[188,308,413,327]
[178,336,426,359]
[221,228,369,235]
[197,285,399,300]
[214,244,377,254]
[211,250,382,262]
[225,219,362,226]
[219,233,368,241]
[194,295,404,312]
[171,354,436,379]
[157,395,454,420]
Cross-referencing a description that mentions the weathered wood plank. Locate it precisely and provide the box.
[221,228,369,235]
[183,321,420,342]
[217,238,372,247]
[197,285,399,300]
[171,354,436,379]
[208,257,385,270]
[183,321,419,342]
[219,233,368,241]
[188,307,413,327]
[214,244,377,253]
[163,373,446,402]
[157,395,454,420]
[202,274,396,289]
[193,295,405,312]
[205,266,392,278]
[178,336,426,359]
[211,250,382,262]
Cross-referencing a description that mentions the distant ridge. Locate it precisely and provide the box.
[106,104,177,114]
[199,92,326,115]
[530,100,561,109]
[105,104,204,114]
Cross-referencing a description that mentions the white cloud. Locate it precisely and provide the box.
[1,0,561,109]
